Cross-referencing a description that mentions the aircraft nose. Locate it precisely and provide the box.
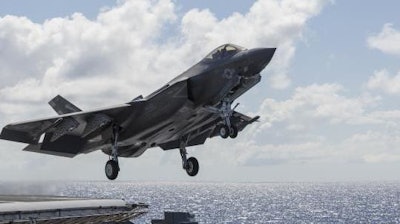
[253,47,276,69]
[241,47,276,76]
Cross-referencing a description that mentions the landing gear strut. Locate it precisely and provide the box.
[105,125,120,180]
[179,137,199,177]
[209,98,239,139]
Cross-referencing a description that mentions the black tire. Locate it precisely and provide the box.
[229,125,238,139]
[219,125,229,139]
[186,157,199,177]
[105,160,119,180]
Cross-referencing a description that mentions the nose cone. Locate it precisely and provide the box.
[239,47,276,77]
[252,47,276,71]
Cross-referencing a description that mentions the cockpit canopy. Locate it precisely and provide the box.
[204,44,246,61]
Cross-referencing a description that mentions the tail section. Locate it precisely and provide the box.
[48,95,82,115]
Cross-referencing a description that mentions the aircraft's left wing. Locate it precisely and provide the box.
[0,102,144,157]
[1,104,129,144]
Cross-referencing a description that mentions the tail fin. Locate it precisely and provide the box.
[48,95,82,115]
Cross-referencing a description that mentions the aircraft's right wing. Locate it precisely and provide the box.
[209,111,259,138]
[159,110,259,150]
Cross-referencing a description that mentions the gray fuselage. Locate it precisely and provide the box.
[108,45,276,157]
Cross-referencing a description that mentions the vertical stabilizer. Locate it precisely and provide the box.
[48,95,82,115]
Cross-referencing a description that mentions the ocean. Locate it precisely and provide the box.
[1,181,399,223]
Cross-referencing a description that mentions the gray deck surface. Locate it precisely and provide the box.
[0,195,148,224]
[0,195,85,203]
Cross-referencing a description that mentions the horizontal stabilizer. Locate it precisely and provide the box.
[49,95,82,115]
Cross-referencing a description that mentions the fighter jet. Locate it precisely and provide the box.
[0,44,276,180]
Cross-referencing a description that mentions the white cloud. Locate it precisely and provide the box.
[0,0,329,119]
[0,0,333,180]
[268,73,291,89]
[234,141,325,166]
[257,83,378,127]
[344,131,400,163]
[227,83,400,167]
[228,127,400,167]
[367,23,400,56]
[363,153,400,163]
[2,0,399,181]
[366,69,400,95]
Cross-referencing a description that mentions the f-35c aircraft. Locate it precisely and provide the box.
[0,44,276,180]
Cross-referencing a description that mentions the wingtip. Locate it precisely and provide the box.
[250,115,260,123]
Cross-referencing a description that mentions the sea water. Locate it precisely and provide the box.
[1,181,399,223]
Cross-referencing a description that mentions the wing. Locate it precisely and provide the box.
[159,110,259,150]
[210,111,259,138]
[0,101,144,157]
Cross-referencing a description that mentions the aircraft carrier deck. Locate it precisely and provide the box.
[0,195,148,223]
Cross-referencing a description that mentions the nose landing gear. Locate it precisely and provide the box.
[208,98,239,139]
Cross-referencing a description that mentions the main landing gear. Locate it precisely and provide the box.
[105,125,120,180]
[208,98,239,139]
[179,137,199,177]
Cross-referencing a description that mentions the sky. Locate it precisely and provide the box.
[0,0,400,182]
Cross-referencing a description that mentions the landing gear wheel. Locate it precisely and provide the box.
[105,160,119,180]
[219,125,230,139]
[229,125,238,139]
[185,157,199,177]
